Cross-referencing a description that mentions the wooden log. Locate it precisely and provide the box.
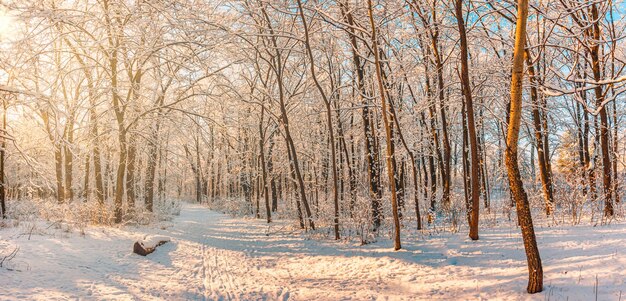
[133,235,170,256]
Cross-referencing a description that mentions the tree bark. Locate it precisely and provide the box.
[507,0,543,292]
[259,106,271,223]
[455,0,480,240]
[296,0,339,238]
[589,3,614,216]
[415,2,452,210]
[0,100,6,218]
[368,0,401,250]
[339,1,382,230]
[63,114,75,203]
[259,5,315,230]
[126,138,137,212]
[144,116,160,212]
[525,51,554,216]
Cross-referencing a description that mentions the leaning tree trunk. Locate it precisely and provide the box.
[297,0,339,238]
[389,95,422,230]
[259,5,315,230]
[287,144,305,229]
[506,0,543,293]
[368,0,401,250]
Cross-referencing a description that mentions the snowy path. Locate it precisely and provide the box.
[2,203,626,300]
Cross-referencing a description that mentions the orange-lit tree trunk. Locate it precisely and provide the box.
[506,0,543,293]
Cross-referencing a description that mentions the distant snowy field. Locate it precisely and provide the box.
[1,203,625,300]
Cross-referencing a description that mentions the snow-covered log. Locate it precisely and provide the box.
[133,235,170,256]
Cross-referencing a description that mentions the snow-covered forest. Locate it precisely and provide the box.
[0,0,625,299]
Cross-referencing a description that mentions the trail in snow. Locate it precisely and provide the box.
[1,203,626,300]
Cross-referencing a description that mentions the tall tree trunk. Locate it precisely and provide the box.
[55,146,65,204]
[90,112,105,206]
[612,97,620,204]
[267,133,278,212]
[397,79,423,230]
[477,104,490,210]
[461,94,471,226]
[583,95,596,201]
[525,51,554,216]
[339,1,381,230]
[42,111,66,204]
[0,100,6,218]
[507,0,543,292]
[67,39,105,205]
[114,131,127,223]
[144,118,160,212]
[125,68,142,214]
[335,102,356,217]
[259,106,271,223]
[63,115,74,203]
[589,3,614,216]
[103,0,126,224]
[297,0,339,238]
[287,144,305,229]
[379,60,403,221]
[455,0,480,240]
[126,138,137,212]
[159,136,169,202]
[368,0,401,250]
[417,39,439,222]
[259,5,315,230]
[83,154,90,200]
[420,4,452,210]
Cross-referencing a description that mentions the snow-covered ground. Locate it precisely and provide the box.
[1,203,625,300]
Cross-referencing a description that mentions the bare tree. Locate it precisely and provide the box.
[506,0,543,292]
